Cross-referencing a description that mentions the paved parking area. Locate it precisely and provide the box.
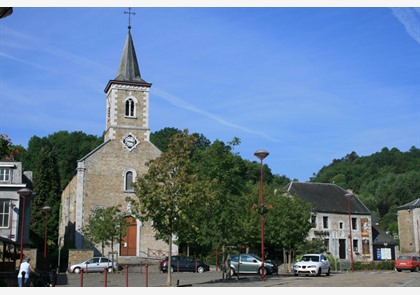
[56,266,420,287]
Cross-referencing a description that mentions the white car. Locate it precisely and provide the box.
[293,254,331,276]
[68,257,118,274]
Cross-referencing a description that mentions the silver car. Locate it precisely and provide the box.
[293,253,331,276]
[224,254,278,276]
[68,257,118,274]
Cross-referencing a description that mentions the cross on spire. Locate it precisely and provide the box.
[124,7,136,30]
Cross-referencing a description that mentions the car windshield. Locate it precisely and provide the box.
[301,255,320,262]
[397,256,411,260]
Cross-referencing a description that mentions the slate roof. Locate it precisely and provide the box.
[371,221,398,246]
[104,28,151,93]
[283,182,371,215]
[396,198,420,210]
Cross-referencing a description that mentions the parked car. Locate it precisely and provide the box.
[395,255,420,272]
[159,255,210,273]
[224,254,278,276]
[68,257,118,274]
[293,253,331,276]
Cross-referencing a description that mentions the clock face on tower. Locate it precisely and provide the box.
[121,134,139,151]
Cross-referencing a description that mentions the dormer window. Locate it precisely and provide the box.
[125,98,135,117]
[0,168,11,182]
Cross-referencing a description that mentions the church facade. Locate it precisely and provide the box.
[58,26,176,260]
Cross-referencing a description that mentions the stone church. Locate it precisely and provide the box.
[58,24,176,261]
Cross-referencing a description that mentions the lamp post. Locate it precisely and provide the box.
[254,149,269,281]
[42,205,52,259]
[17,188,33,264]
[345,191,355,272]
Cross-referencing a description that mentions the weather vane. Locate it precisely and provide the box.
[124,7,136,30]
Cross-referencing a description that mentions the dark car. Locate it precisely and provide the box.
[224,254,278,276]
[159,255,210,273]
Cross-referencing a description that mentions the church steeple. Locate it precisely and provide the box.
[103,10,152,143]
[114,29,146,83]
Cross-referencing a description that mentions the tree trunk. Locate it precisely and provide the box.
[166,234,173,286]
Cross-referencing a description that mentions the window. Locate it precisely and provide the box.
[323,216,328,229]
[0,168,11,182]
[324,239,330,252]
[311,215,316,227]
[352,217,357,230]
[339,222,343,229]
[353,239,358,252]
[0,200,10,228]
[125,98,135,117]
[125,171,134,191]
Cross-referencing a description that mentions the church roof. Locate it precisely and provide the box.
[104,28,151,93]
[283,182,372,215]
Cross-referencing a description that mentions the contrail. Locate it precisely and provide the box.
[153,87,282,142]
[391,8,420,44]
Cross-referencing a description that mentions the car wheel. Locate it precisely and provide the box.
[396,269,402,272]
[258,267,267,276]
[317,267,321,276]
[170,266,175,273]
[197,266,205,273]
[108,267,113,273]
[415,266,419,272]
[73,267,81,274]
[294,272,299,277]
[326,267,330,276]
[229,268,235,277]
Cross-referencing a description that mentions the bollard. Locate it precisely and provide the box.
[195,260,198,273]
[80,268,83,287]
[145,264,149,287]
[104,267,108,287]
[125,265,128,287]
[52,271,56,287]
[177,260,179,272]
[85,262,88,275]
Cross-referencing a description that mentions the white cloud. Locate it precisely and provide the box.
[391,8,420,44]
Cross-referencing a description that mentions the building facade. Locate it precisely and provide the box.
[58,26,176,261]
[284,182,394,262]
[0,159,33,265]
[397,198,420,255]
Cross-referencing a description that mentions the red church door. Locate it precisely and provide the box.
[120,216,137,256]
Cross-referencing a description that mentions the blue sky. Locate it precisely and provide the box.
[1,4,419,182]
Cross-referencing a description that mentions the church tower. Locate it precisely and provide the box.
[103,25,152,151]
[58,13,174,258]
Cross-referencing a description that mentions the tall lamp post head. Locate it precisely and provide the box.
[254,149,269,161]
[17,188,33,264]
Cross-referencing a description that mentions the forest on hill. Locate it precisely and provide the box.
[310,146,420,237]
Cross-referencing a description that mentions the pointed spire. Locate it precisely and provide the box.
[115,29,145,83]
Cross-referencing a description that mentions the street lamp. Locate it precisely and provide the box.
[17,188,33,264]
[345,191,355,272]
[254,149,269,281]
[42,205,52,259]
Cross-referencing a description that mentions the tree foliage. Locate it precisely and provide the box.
[128,129,208,286]
[82,205,130,260]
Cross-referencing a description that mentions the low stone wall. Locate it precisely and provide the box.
[67,249,94,271]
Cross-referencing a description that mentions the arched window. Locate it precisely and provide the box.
[125,171,134,191]
[125,98,135,117]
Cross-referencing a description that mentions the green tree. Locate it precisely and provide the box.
[128,129,208,286]
[82,205,130,266]
[190,138,249,274]
[30,145,61,259]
